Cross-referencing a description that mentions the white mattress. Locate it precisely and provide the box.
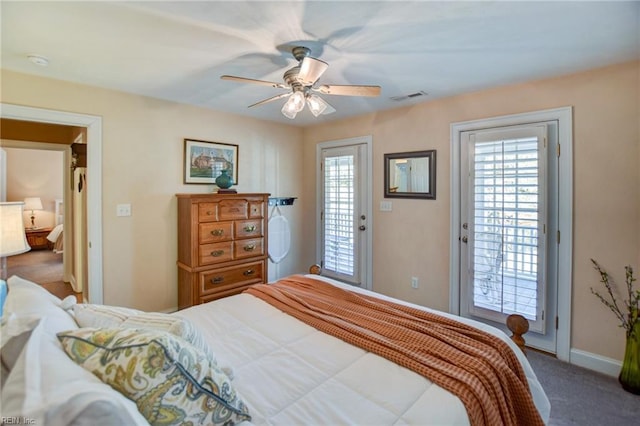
[178,275,550,425]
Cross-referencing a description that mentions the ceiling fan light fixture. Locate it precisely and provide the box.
[307,94,328,117]
[222,46,381,121]
[281,98,298,119]
[291,91,305,112]
[281,91,305,119]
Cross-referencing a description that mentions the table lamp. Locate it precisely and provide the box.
[0,202,31,318]
[23,197,43,229]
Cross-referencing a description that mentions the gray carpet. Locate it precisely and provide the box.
[527,350,640,425]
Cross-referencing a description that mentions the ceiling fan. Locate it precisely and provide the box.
[221,46,381,119]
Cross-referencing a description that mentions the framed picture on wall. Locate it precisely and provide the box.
[183,139,239,185]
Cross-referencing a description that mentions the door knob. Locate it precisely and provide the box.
[359,225,366,231]
[462,236,468,243]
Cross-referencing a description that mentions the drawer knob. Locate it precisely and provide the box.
[210,250,224,257]
[211,276,224,284]
[244,225,256,232]
[243,244,255,252]
[211,229,224,236]
[243,269,255,276]
[206,210,214,216]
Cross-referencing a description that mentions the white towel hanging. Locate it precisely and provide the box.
[268,205,291,264]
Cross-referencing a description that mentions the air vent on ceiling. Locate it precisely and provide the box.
[389,91,428,102]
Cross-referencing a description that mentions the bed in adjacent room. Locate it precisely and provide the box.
[46,199,63,253]
[1,272,550,426]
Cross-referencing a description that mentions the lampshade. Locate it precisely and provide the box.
[307,94,329,117]
[0,202,30,257]
[281,98,299,119]
[281,91,306,119]
[23,197,43,212]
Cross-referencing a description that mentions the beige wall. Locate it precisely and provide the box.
[4,147,63,228]
[2,61,638,363]
[1,69,305,312]
[302,61,640,361]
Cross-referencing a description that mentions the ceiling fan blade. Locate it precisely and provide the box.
[248,92,291,108]
[316,84,381,97]
[221,75,286,89]
[298,57,329,86]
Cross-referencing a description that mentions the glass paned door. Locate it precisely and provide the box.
[461,125,548,333]
[321,144,367,286]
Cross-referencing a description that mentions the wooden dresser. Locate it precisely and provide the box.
[176,193,269,309]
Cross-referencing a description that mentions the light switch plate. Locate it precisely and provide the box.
[380,201,392,212]
[116,203,131,217]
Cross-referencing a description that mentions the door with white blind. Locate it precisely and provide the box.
[318,140,370,288]
[460,124,558,352]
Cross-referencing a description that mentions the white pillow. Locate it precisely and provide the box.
[1,318,149,426]
[1,315,41,387]
[4,276,77,335]
[6,275,63,304]
[73,304,217,364]
[1,275,78,385]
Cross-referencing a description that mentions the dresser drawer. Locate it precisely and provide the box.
[199,222,233,244]
[234,238,263,259]
[199,261,264,296]
[249,200,264,218]
[219,199,248,220]
[198,203,218,222]
[235,219,262,238]
[199,241,233,266]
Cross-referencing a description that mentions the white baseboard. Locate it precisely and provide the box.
[570,348,621,378]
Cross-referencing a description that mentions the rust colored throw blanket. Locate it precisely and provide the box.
[245,275,544,426]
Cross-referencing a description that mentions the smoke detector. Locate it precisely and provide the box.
[27,55,49,67]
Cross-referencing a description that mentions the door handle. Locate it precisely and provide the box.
[359,225,366,231]
[462,236,468,243]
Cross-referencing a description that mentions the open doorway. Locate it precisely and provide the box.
[1,103,103,304]
[3,146,75,298]
[0,118,86,301]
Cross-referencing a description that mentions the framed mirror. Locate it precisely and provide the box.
[384,150,436,199]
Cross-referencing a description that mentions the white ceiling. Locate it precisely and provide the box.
[2,1,639,127]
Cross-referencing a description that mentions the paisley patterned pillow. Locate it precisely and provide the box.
[57,327,251,426]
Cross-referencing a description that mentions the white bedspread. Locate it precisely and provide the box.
[47,224,63,243]
[178,276,550,425]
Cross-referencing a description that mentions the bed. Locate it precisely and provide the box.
[46,199,64,253]
[1,272,550,426]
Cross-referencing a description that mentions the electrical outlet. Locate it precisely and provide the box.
[411,276,419,289]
